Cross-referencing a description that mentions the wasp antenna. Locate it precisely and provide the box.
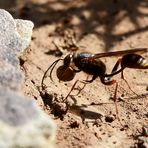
[41,59,63,90]
[49,59,64,81]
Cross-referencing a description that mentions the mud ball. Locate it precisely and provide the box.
[56,66,75,81]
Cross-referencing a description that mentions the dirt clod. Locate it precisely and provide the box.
[105,115,115,123]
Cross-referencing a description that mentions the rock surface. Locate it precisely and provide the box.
[0,9,56,148]
[15,19,34,51]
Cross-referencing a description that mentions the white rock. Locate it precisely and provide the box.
[0,9,56,148]
[0,88,56,148]
[0,60,22,90]
[15,19,34,51]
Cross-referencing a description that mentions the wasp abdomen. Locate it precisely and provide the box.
[121,54,148,69]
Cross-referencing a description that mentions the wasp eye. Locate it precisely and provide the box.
[64,54,73,66]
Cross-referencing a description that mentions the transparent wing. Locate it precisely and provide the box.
[93,48,148,59]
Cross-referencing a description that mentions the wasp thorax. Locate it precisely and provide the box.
[56,65,76,82]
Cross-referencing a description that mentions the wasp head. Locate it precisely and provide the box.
[55,53,75,82]
[63,53,74,68]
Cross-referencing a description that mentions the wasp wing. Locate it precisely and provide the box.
[93,48,148,59]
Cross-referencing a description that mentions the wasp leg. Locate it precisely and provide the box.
[104,58,124,125]
[112,59,121,73]
[63,79,87,102]
[113,82,124,126]
[103,60,120,122]
[63,74,96,102]
[121,71,139,96]
[108,58,138,96]
[73,75,98,96]
[75,75,99,96]
[70,75,97,97]
[105,59,124,78]
[75,75,91,96]
[100,76,123,125]
[84,75,98,83]
[76,83,86,96]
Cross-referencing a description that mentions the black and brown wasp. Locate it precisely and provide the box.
[41,48,148,121]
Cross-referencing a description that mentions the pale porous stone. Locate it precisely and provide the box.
[0,9,21,66]
[15,19,34,51]
[0,60,22,90]
[0,9,56,148]
[0,88,56,148]
[0,9,33,66]
[0,9,33,90]
[0,88,38,126]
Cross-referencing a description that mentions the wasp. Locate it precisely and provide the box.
[41,48,148,121]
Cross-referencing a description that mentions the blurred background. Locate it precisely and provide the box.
[0,0,148,51]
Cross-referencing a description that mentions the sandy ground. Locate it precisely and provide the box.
[1,0,148,147]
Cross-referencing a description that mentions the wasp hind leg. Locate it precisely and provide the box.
[108,59,123,125]
[111,58,138,97]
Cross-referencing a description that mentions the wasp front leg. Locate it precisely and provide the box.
[63,79,88,102]
[63,75,95,102]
